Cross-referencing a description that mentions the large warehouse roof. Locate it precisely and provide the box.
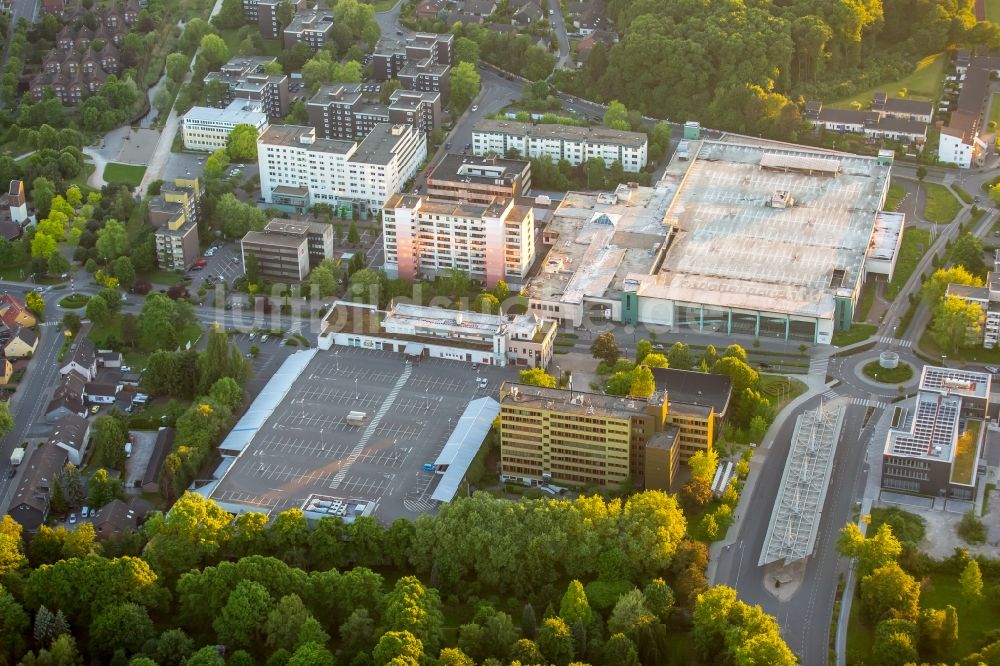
[635,140,891,319]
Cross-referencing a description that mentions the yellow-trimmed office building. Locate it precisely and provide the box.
[498,383,681,490]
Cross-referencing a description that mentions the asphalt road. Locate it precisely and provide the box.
[546,0,570,69]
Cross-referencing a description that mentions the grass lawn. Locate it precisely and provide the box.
[103,163,147,187]
[856,281,876,321]
[862,359,914,383]
[845,590,875,665]
[218,28,283,57]
[58,293,90,308]
[990,93,1000,130]
[0,264,30,281]
[142,270,184,286]
[952,183,974,204]
[990,0,1000,21]
[884,180,907,210]
[886,227,932,299]
[921,572,1000,660]
[829,52,947,110]
[919,327,1000,364]
[832,323,878,347]
[373,0,398,9]
[759,374,808,413]
[922,182,963,224]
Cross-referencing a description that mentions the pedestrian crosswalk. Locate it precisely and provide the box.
[851,396,888,409]
[820,389,887,409]
[808,358,829,377]
[879,336,912,348]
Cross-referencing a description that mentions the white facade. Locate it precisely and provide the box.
[182,100,269,153]
[258,123,426,215]
[473,120,648,172]
[938,130,986,169]
[382,194,535,288]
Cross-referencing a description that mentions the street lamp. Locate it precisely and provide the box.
[355,377,359,399]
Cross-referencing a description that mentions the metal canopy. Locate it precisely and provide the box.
[759,402,845,566]
[430,397,500,503]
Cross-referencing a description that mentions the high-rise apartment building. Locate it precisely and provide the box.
[257,124,426,216]
[498,383,681,489]
[205,56,290,118]
[306,85,441,140]
[382,193,535,288]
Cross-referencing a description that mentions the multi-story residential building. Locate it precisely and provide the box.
[425,153,531,204]
[397,57,450,103]
[204,56,290,118]
[306,85,441,140]
[150,178,201,271]
[473,119,648,172]
[318,301,556,368]
[257,124,426,216]
[940,65,989,168]
[650,367,732,461]
[882,366,990,500]
[945,250,1000,348]
[282,10,334,49]
[29,0,138,104]
[371,32,453,81]
[242,0,305,38]
[182,99,269,152]
[498,383,681,489]
[382,193,535,288]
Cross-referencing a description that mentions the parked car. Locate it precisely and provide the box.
[986,365,999,374]
[81,506,89,519]
[90,405,100,414]
[69,513,77,525]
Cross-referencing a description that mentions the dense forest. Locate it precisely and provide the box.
[559,0,1000,138]
[0,491,799,666]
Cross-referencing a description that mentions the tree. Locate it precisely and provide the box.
[32,177,56,218]
[450,61,481,112]
[89,603,154,658]
[265,594,313,651]
[923,266,983,306]
[916,166,927,181]
[591,331,620,365]
[185,646,226,666]
[88,468,124,508]
[960,559,984,604]
[215,192,265,238]
[635,339,652,363]
[199,34,230,70]
[227,124,259,161]
[519,367,557,387]
[585,157,606,189]
[511,639,544,664]
[628,365,655,398]
[347,220,360,245]
[837,523,902,578]
[643,579,675,622]
[0,402,13,440]
[692,586,795,665]
[620,491,686,575]
[712,356,759,393]
[309,263,338,298]
[32,605,67,648]
[31,232,57,260]
[666,342,694,369]
[859,562,920,623]
[373,630,423,666]
[47,252,69,276]
[688,449,719,484]
[339,608,376,659]
[201,144,229,177]
[381,576,444,652]
[537,617,574,666]
[287,642,334,666]
[604,100,630,130]
[86,295,111,324]
[473,292,501,314]
[455,36,479,64]
[96,219,128,262]
[521,603,537,639]
[930,295,983,354]
[949,232,987,277]
[112,256,135,289]
[559,580,593,628]
[213,579,272,650]
[166,52,190,82]
[642,352,668,368]
[872,619,918,666]
[603,633,640,666]
[92,416,127,469]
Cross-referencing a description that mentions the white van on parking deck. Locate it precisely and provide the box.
[346,411,367,426]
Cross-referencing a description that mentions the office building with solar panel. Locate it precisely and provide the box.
[882,366,990,499]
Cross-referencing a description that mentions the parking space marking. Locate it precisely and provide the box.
[310,364,400,385]
[256,435,353,458]
[293,386,383,409]
[338,473,394,496]
[374,422,420,439]
[356,446,407,468]
[393,396,441,417]
[213,489,279,511]
[407,374,470,393]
